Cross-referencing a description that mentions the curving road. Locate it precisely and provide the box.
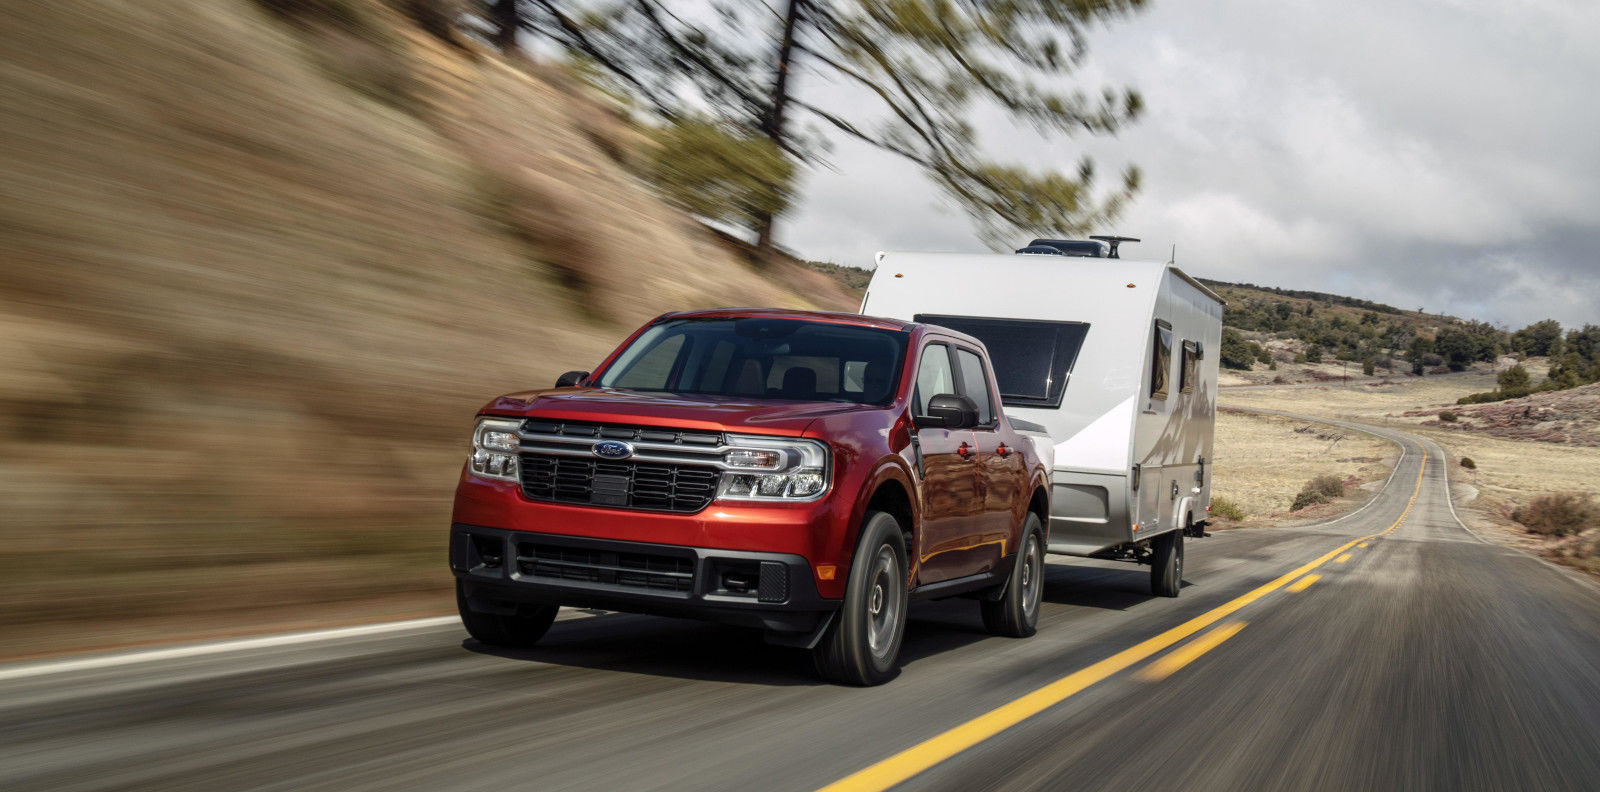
[3,422,1599,792]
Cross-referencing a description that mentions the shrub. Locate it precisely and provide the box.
[1498,364,1531,391]
[1362,358,1376,376]
[1512,493,1598,537]
[1439,410,1457,422]
[1421,353,1445,367]
[1291,489,1329,511]
[1459,457,1476,469]
[1209,496,1246,521]
[1306,474,1345,499]
[1457,391,1504,405]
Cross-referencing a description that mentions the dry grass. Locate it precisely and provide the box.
[1221,371,1502,422]
[0,0,854,658]
[1211,410,1395,525]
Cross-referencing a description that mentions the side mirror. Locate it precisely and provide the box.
[917,394,980,430]
[555,370,590,388]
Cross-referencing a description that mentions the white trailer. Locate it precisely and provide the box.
[860,239,1224,596]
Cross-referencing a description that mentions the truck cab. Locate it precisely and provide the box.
[450,309,1051,684]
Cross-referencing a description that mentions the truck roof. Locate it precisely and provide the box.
[658,307,916,332]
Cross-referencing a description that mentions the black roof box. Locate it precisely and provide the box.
[1021,239,1107,257]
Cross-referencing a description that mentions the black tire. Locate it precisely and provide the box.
[1151,529,1184,598]
[456,580,559,648]
[813,511,909,686]
[981,513,1045,638]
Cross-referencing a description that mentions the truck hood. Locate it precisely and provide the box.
[480,387,873,436]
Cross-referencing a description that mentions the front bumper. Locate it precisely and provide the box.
[450,524,838,634]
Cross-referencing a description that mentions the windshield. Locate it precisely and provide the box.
[915,314,1089,408]
[595,317,909,404]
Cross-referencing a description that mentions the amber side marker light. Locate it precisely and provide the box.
[816,565,837,581]
[894,273,904,278]
[1126,283,1136,288]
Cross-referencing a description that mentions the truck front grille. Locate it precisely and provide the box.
[518,454,720,513]
[515,541,695,593]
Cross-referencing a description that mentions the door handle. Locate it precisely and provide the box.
[995,443,1010,457]
[957,442,973,459]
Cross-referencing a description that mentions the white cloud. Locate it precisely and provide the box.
[781,0,1600,329]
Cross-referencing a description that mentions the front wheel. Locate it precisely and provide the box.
[813,511,908,686]
[1150,529,1184,598]
[456,580,559,648]
[981,513,1045,637]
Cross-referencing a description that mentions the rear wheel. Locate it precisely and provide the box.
[1150,529,1184,598]
[456,580,559,648]
[981,513,1045,637]
[813,511,908,686]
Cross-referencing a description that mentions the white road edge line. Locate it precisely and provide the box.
[0,616,461,682]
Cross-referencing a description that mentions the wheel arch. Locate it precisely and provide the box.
[861,473,916,573]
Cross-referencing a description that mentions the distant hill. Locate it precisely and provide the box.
[804,260,1520,369]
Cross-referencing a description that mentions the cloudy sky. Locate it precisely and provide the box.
[781,0,1600,330]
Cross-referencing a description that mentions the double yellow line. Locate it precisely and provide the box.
[818,449,1427,792]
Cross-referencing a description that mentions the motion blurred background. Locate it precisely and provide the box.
[0,0,885,657]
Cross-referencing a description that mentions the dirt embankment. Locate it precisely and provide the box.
[0,0,853,657]
[1405,383,1600,446]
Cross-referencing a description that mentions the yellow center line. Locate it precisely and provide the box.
[1335,553,1353,563]
[1358,542,1370,548]
[1136,621,1248,681]
[816,448,1427,792]
[1286,574,1321,592]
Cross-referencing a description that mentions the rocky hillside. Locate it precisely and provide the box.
[0,0,853,656]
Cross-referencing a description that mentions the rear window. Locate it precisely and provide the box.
[914,315,1089,408]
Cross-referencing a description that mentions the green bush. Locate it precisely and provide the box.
[1459,457,1476,469]
[1498,364,1531,391]
[1512,493,1598,537]
[1362,358,1376,376]
[1291,489,1329,511]
[1439,410,1457,422]
[1220,328,1266,370]
[1209,495,1246,521]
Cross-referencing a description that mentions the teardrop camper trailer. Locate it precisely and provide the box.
[860,239,1224,597]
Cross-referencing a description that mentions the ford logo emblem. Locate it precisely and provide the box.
[592,440,634,460]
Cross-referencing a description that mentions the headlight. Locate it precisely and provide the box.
[469,417,522,482]
[717,435,830,501]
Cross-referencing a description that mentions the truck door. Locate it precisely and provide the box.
[910,342,982,584]
[954,346,1018,573]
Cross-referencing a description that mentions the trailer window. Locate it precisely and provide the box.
[913,315,1088,408]
[1150,322,1172,400]
[1180,340,1199,395]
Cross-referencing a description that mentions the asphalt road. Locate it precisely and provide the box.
[4,422,1599,792]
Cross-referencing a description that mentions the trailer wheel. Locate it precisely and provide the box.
[456,580,559,648]
[981,514,1045,637]
[1150,530,1184,598]
[813,511,908,686]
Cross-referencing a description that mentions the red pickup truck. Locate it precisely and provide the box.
[450,308,1051,684]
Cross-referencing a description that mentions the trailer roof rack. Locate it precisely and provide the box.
[1016,235,1142,259]
[1088,235,1141,259]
